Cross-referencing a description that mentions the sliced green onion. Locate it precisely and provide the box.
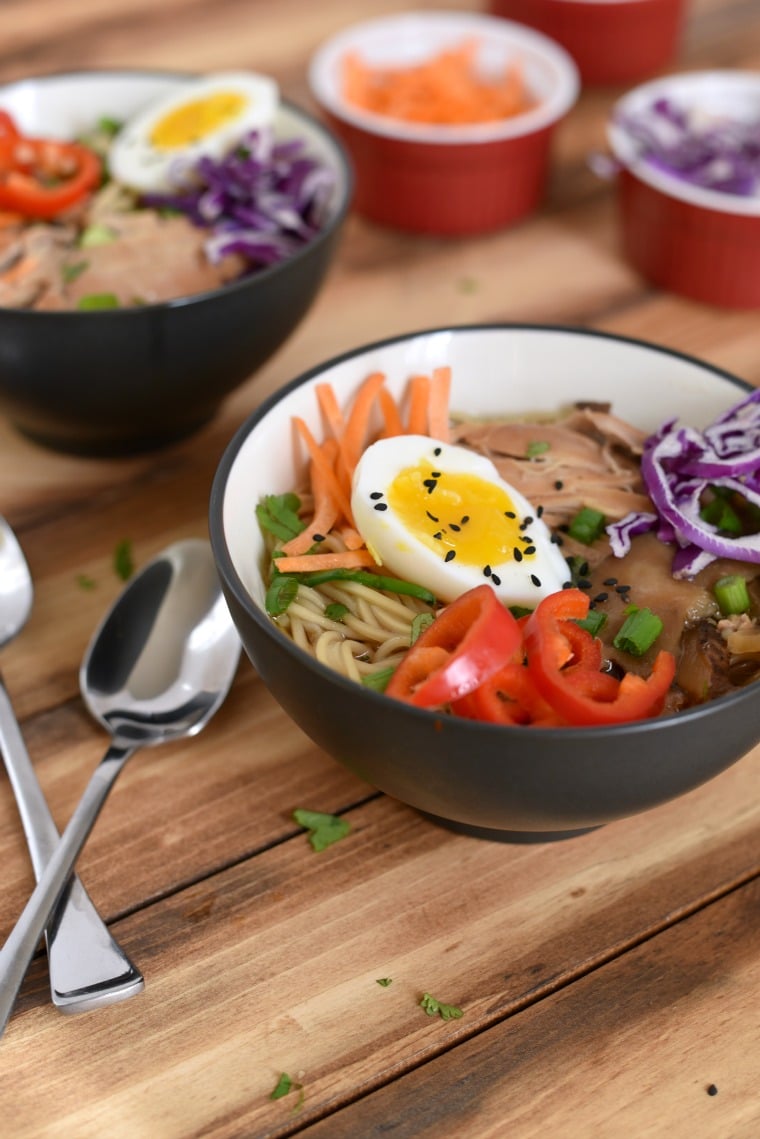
[575,610,608,637]
[714,574,751,616]
[613,606,663,657]
[324,602,349,622]
[567,506,606,545]
[289,567,435,604]
[509,604,534,619]
[77,292,119,310]
[410,611,434,644]
[700,495,743,535]
[362,666,395,692]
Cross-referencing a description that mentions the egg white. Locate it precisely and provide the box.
[351,435,571,607]
[109,71,280,193]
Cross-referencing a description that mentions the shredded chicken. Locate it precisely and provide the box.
[451,403,652,528]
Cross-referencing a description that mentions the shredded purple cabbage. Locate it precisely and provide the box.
[613,388,760,578]
[141,128,335,273]
[617,96,760,197]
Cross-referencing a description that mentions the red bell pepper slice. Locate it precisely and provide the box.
[524,588,675,727]
[0,114,101,219]
[452,661,564,727]
[385,583,522,708]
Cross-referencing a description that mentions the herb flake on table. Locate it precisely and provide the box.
[419,992,463,1021]
[76,573,97,591]
[293,808,351,852]
[269,1072,304,1109]
[376,977,393,987]
[113,538,134,581]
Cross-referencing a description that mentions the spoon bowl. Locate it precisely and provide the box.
[0,538,240,1039]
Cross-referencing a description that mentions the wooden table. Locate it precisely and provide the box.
[1,1,759,1135]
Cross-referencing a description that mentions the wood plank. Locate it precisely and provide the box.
[2,749,759,1137]
[295,877,760,1139]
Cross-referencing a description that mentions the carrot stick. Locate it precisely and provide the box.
[428,365,452,442]
[340,371,387,473]
[339,526,366,550]
[281,440,340,556]
[316,382,344,442]
[293,417,355,527]
[378,386,404,438]
[406,374,431,434]
[275,549,377,574]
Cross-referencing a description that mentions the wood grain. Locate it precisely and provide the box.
[1,1,759,1136]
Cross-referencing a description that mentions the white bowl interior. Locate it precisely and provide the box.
[608,70,760,217]
[221,327,748,611]
[0,71,349,224]
[309,11,579,144]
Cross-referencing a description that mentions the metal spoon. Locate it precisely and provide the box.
[0,516,144,1012]
[0,538,241,1039]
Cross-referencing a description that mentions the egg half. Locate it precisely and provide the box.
[109,72,280,193]
[351,435,571,607]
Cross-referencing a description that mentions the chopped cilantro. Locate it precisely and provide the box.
[410,611,434,644]
[269,1072,303,1107]
[76,573,97,591]
[113,539,134,581]
[324,601,349,622]
[526,440,550,458]
[293,808,351,852]
[419,992,463,1021]
[376,977,393,988]
[265,574,299,616]
[256,494,305,543]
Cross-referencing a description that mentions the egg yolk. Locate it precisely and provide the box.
[150,91,248,149]
[386,462,537,566]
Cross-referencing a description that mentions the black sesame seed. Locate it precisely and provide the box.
[513,547,523,562]
[460,515,470,524]
[444,550,456,563]
[523,515,534,526]
[536,505,544,518]
[523,545,536,556]
[562,580,573,589]
[551,534,564,546]
[593,592,609,604]
[431,471,441,478]
[423,479,437,493]
[578,578,592,590]
[426,511,439,522]
[707,1085,718,1097]
[433,531,443,540]
[434,446,442,456]
[373,503,388,512]
[491,574,501,586]
[483,565,492,578]
[369,491,383,500]
[530,574,541,587]
[450,523,461,532]
[311,533,325,543]
[616,583,632,594]
[505,511,516,519]
[554,480,564,490]
[603,577,618,587]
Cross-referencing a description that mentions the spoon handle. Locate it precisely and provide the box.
[0,741,134,1040]
[0,678,144,1012]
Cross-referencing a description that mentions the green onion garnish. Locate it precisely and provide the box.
[613,606,663,657]
[324,602,349,622]
[362,666,395,692]
[567,506,606,545]
[575,610,608,637]
[77,292,119,310]
[700,495,743,535]
[714,574,751,616]
[287,567,435,604]
[526,440,550,458]
[410,612,434,644]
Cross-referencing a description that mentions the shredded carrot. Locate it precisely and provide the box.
[428,366,452,442]
[293,416,355,527]
[378,386,404,438]
[275,549,377,574]
[340,370,387,473]
[281,439,340,556]
[406,374,431,435]
[316,381,345,442]
[339,526,366,550]
[342,40,534,127]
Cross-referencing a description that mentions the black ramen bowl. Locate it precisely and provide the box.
[209,325,760,842]
[0,70,352,456]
